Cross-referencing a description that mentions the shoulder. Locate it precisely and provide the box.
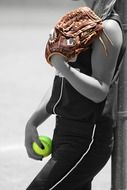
[103,18,122,31]
[91,19,123,87]
[102,19,123,48]
[92,18,123,58]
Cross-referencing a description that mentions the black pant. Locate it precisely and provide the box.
[26,116,113,190]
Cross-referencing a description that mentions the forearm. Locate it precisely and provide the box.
[51,56,109,103]
[28,106,50,128]
[64,67,109,103]
[27,88,52,127]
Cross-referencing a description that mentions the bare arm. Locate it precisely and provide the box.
[51,19,123,103]
[25,86,52,160]
[27,86,52,127]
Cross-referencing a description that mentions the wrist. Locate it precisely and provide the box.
[51,54,65,66]
[51,55,71,76]
[27,117,38,128]
[61,61,71,76]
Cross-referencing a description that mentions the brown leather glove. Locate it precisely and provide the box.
[45,7,103,65]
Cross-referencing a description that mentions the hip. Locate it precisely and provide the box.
[52,116,113,163]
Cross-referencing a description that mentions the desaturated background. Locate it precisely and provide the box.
[0,0,111,189]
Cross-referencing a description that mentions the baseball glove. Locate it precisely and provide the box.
[45,7,105,65]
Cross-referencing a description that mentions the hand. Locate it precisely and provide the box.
[69,55,77,62]
[25,121,43,161]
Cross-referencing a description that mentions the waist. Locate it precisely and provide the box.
[46,76,105,121]
[53,116,114,155]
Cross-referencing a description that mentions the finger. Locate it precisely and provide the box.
[26,145,43,161]
[32,132,44,149]
[69,55,77,62]
[33,137,44,149]
[28,152,43,161]
[25,141,43,161]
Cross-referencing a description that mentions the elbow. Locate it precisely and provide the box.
[93,93,107,103]
[92,80,110,103]
[92,86,109,103]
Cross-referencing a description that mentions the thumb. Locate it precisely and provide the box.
[33,135,44,149]
[69,55,77,62]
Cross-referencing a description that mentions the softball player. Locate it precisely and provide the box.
[25,0,123,189]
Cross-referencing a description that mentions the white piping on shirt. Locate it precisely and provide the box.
[53,77,64,114]
[49,124,96,190]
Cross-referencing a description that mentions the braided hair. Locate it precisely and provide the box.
[92,0,116,19]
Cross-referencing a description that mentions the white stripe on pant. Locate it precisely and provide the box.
[49,124,96,190]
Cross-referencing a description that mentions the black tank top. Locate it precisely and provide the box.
[46,11,123,122]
